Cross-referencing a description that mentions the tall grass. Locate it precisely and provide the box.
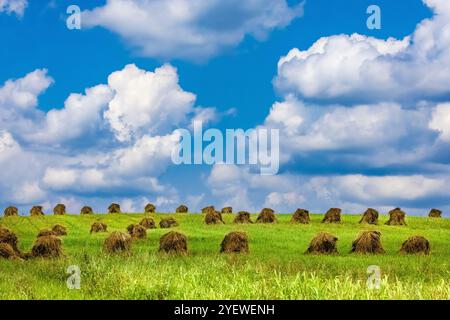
[0,213,449,300]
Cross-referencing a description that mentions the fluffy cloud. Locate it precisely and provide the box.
[310,174,450,203]
[205,162,450,214]
[429,103,450,142]
[264,191,305,208]
[264,97,308,136]
[0,69,53,140]
[10,181,46,204]
[108,132,179,178]
[42,131,180,195]
[0,69,52,110]
[0,0,27,17]
[0,131,47,204]
[189,107,220,129]
[243,98,450,214]
[0,64,195,148]
[275,35,410,101]
[42,168,78,190]
[197,0,450,216]
[105,64,195,142]
[275,0,450,102]
[262,97,439,173]
[0,69,53,145]
[0,64,207,209]
[207,165,258,211]
[82,0,303,61]
[2,0,450,216]
[264,0,450,173]
[30,85,114,145]
[0,131,19,160]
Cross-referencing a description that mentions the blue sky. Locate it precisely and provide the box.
[1,0,449,216]
[1,0,430,124]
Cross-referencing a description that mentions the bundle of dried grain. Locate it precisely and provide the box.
[350,231,385,254]
[53,204,66,215]
[359,208,379,224]
[322,208,341,223]
[145,203,156,213]
[428,209,442,218]
[399,236,430,255]
[220,231,249,253]
[30,206,44,216]
[205,211,225,225]
[90,221,108,234]
[0,227,20,254]
[80,206,94,215]
[221,207,233,214]
[256,208,277,223]
[103,232,132,254]
[305,232,338,254]
[139,217,156,229]
[159,231,187,254]
[30,235,63,258]
[127,224,147,239]
[108,203,121,214]
[159,217,179,229]
[52,224,67,236]
[37,229,57,238]
[385,208,407,226]
[3,206,18,217]
[0,243,19,259]
[176,205,189,213]
[291,209,310,224]
[201,206,215,214]
[233,211,253,224]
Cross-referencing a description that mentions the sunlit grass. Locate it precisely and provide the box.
[0,213,449,300]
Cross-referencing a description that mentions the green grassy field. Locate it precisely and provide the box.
[0,213,449,300]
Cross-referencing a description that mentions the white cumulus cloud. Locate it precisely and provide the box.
[82,0,303,61]
[0,64,214,208]
[105,64,196,142]
[429,103,450,142]
[309,174,450,203]
[275,0,450,102]
[31,84,114,145]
